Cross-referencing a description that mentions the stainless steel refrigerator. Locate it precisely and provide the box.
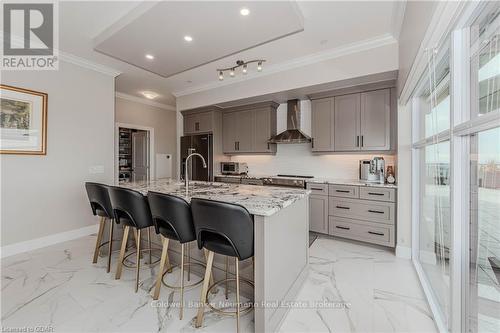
[180,133,213,182]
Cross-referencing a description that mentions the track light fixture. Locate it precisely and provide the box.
[216,59,266,81]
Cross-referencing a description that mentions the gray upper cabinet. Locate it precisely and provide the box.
[235,110,254,152]
[222,112,237,153]
[254,107,277,153]
[311,85,394,152]
[311,98,334,151]
[334,94,361,151]
[360,89,390,151]
[222,102,278,154]
[183,111,214,134]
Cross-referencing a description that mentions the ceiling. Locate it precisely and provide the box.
[58,1,405,108]
[94,1,304,78]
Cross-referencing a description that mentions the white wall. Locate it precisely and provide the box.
[1,61,115,247]
[396,102,412,256]
[176,42,398,111]
[115,97,178,179]
[230,101,396,178]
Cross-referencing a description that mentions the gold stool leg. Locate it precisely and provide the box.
[135,229,141,293]
[115,226,130,279]
[195,250,214,328]
[203,249,215,286]
[153,236,169,300]
[236,257,240,333]
[225,256,229,299]
[92,217,106,263]
[107,219,114,273]
[180,243,185,320]
[148,227,152,264]
[187,243,191,282]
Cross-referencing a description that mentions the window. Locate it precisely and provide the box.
[413,43,452,328]
[469,127,500,333]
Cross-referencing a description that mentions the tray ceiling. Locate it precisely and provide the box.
[94,1,303,78]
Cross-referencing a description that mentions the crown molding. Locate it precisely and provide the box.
[115,92,176,111]
[0,32,122,77]
[172,33,397,97]
[391,0,407,40]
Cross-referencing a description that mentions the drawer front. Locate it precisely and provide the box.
[214,176,241,184]
[329,198,395,225]
[359,187,396,202]
[241,178,264,186]
[328,184,359,198]
[306,183,328,196]
[329,216,394,247]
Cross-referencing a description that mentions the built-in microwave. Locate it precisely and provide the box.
[220,162,248,175]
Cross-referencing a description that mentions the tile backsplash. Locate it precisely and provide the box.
[230,144,396,179]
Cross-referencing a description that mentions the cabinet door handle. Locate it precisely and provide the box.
[336,206,350,210]
[237,142,240,150]
[336,190,350,193]
[311,138,314,149]
[234,142,237,150]
[361,135,364,147]
[368,209,384,214]
[267,143,270,150]
[356,135,359,147]
[368,192,384,196]
[310,187,324,191]
[195,122,200,131]
[336,226,350,230]
[368,231,384,236]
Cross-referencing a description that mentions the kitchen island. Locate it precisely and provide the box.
[119,179,310,332]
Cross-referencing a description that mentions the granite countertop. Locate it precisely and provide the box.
[118,179,310,217]
[307,178,398,189]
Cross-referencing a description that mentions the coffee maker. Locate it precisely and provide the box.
[359,157,385,184]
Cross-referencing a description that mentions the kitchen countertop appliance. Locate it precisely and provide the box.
[359,157,385,184]
[220,161,248,175]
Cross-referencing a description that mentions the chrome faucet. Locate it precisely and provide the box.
[184,152,207,196]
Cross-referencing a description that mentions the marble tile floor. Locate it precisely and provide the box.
[1,233,437,333]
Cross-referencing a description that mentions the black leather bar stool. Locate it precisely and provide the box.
[108,186,159,292]
[85,182,116,273]
[147,192,211,319]
[191,198,254,333]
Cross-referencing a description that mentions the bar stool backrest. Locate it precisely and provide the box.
[191,198,254,260]
[108,186,153,230]
[85,182,113,218]
[147,192,196,244]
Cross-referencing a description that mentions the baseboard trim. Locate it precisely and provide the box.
[396,245,412,259]
[1,224,99,258]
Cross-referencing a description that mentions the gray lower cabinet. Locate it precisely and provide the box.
[222,102,278,154]
[307,183,329,233]
[309,195,329,234]
[307,182,396,248]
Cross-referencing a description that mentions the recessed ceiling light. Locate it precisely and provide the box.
[240,8,250,16]
[145,54,154,60]
[184,35,193,42]
[141,91,158,99]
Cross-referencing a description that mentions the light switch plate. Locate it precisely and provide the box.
[89,165,105,174]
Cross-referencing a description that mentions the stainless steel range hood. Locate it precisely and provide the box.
[268,100,312,144]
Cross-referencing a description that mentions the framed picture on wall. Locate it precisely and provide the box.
[0,84,48,155]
